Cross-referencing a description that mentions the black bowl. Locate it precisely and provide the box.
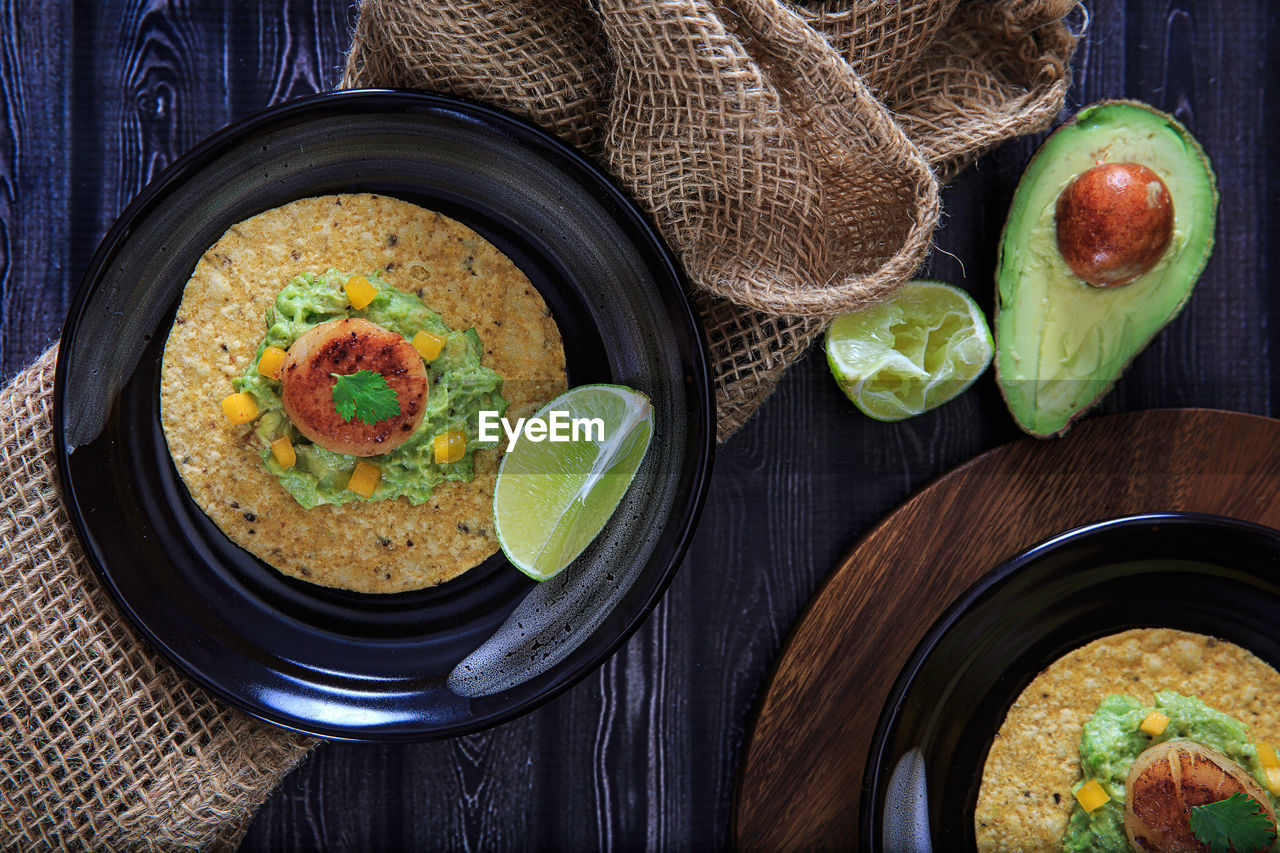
[53,89,713,740]
[861,513,1280,850]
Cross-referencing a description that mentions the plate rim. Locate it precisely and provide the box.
[858,510,1280,848]
[51,87,716,741]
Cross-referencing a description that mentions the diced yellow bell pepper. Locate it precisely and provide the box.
[257,345,288,379]
[270,436,296,469]
[1075,779,1110,813]
[221,392,258,425]
[345,274,376,310]
[1139,711,1169,737]
[347,461,381,497]
[434,430,467,464]
[1266,766,1280,797]
[412,329,447,362]
[1258,744,1280,794]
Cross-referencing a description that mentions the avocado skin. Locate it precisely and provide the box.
[993,100,1219,438]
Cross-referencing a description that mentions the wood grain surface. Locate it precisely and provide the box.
[733,408,1280,851]
[1,1,1278,850]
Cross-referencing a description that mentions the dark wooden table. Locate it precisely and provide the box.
[4,2,1276,850]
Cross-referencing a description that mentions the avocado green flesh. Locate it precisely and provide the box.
[232,270,506,507]
[1061,691,1276,852]
[996,102,1218,436]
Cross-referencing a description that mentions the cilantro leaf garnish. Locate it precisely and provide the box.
[1189,792,1277,853]
[330,370,401,425]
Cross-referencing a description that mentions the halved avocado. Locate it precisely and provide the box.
[994,100,1218,437]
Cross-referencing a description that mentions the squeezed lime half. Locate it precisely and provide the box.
[825,280,994,421]
[493,384,653,581]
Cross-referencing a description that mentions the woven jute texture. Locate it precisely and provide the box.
[343,0,1082,439]
[0,348,316,851]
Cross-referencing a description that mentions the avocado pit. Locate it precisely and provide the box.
[1055,162,1174,287]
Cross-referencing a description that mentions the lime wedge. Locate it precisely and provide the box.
[493,384,653,581]
[825,280,993,421]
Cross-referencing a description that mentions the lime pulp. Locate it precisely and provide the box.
[492,384,653,581]
[825,280,994,421]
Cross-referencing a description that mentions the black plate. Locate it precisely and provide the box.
[53,90,713,740]
[861,513,1280,850]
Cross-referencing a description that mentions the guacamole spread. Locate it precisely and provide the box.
[232,269,506,507]
[1062,691,1275,851]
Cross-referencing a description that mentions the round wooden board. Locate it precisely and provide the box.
[733,409,1280,851]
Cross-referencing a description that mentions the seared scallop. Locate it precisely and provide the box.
[1125,740,1277,852]
[280,317,427,457]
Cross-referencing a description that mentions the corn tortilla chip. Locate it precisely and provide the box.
[160,193,566,593]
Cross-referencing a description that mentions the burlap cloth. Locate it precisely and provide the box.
[0,348,316,851]
[1,2,1079,849]
[342,0,1081,439]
